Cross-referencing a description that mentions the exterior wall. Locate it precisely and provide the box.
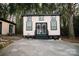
[13,25,15,34]
[2,21,9,35]
[23,16,60,36]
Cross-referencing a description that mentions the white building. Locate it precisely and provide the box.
[23,14,60,39]
[0,18,16,35]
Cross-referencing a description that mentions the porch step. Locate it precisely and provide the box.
[35,36,48,39]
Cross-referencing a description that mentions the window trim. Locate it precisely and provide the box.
[50,16,57,30]
[26,16,32,31]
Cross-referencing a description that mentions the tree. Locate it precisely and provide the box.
[0,3,8,19]
[67,4,77,39]
[55,3,77,38]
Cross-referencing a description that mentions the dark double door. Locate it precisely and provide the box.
[9,24,13,33]
[35,23,48,38]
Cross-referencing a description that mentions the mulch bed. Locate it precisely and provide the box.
[62,36,79,43]
[0,36,22,49]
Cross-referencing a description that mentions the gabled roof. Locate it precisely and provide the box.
[0,18,16,25]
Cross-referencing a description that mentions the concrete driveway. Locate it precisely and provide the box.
[0,39,79,56]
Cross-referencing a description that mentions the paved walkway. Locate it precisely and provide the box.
[0,39,79,56]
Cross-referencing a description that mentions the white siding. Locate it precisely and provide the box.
[23,16,60,36]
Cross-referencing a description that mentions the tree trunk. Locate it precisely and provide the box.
[68,14,75,39]
[67,4,75,39]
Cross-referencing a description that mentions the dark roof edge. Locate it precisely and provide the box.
[22,14,61,16]
[0,18,16,25]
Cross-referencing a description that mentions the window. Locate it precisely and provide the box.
[26,16,32,31]
[50,16,57,30]
[39,16,44,21]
